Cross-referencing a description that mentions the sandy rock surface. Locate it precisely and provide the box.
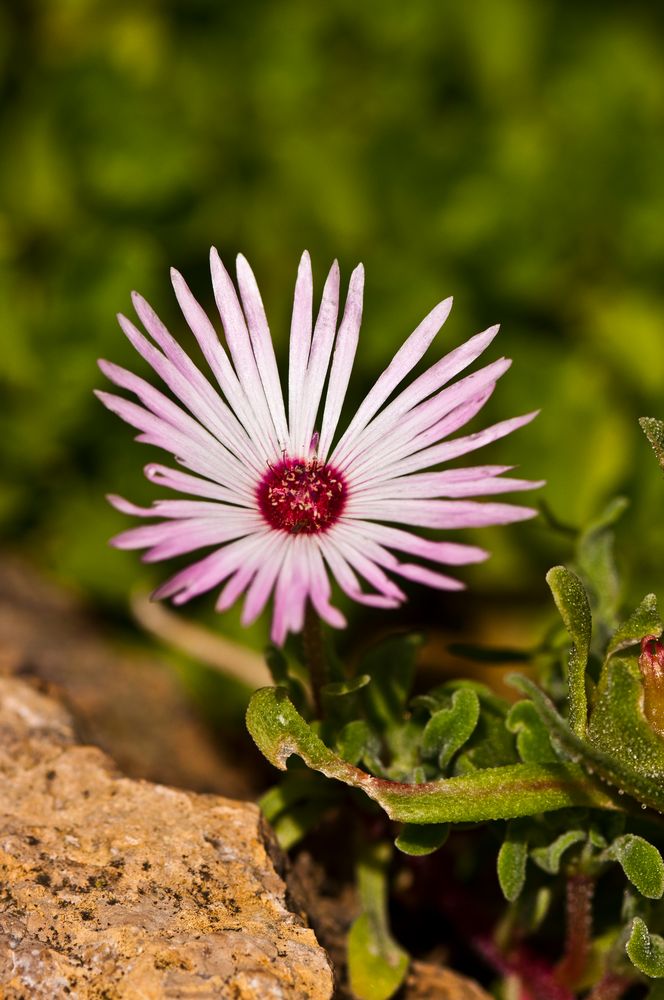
[0,556,263,798]
[0,675,334,999]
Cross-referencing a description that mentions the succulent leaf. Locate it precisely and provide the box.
[546,565,592,737]
[627,917,664,978]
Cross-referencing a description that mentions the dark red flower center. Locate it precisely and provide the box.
[257,457,347,534]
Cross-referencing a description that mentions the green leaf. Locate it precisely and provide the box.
[627,917,664,978]
[259,770,332,823]
[582,495,630,537]
[526,886,554,933]
[322,674,371,697]
[348,913,409,1000]
[506,700,558,764]
[421,688,480,769]
[498,822,528,901]
[608,835,664,899]
[447,643,531,664]
[348,840,410,1000]
[361,634,423,733]
[587,657,664,781]
[607,594,662,658]
[264,645,309,711]
[440,680,517,773]
[531,830,586,874]
[247,687,616,823]
[265,645,289,685]
[272,800,329,850]
[510,674,664,814]
[321,674,373,734]
[546,566,592,737]
[336,720,381,767]
[576,498,628,634]
[640,417,664,472]
[395,823,449,856]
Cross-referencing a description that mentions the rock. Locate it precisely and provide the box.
[404,961,492,999]
[0,675,334,999]
[0,555,264,798]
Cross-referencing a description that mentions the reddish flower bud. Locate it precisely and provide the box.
[639,635,664,737]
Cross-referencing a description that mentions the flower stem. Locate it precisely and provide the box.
[586,973,632,1000]
[554,873,594,990]
[303,605,327,717]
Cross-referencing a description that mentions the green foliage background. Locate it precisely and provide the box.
[2,0,664,643]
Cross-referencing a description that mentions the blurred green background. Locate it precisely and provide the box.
[2,0,664,653]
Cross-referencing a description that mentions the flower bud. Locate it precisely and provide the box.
[639,635,664,737]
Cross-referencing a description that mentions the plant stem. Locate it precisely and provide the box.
[586,973,632,1000]
[303,604,326,717]
[555,873,595,990]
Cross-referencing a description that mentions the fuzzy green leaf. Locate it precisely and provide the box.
[511,675,664,813]
[322,674,371,697]
[576,497,628,634]
[347,913,409,1000]
[361,634,422,734]
[640,417,664,472]
[421,688,480,769]
[531,830,586,874]
[607,595,662,658]
[608,835,664,899]
[546,566,591,737]
[349,840,409,1000]
[259,771,334,823]
[588,657,664,781]
[336,720,380,766]
[395,823,449,856]
[247,687,616,823]
[272,800,328,850]
[627,917,664,978]
[498,822,528,901]
[506,700,558,764]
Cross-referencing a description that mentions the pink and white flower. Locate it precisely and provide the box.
[97,250,542,644]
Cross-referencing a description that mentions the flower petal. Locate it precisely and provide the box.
[236,253,290,447]
[316,535,402,608]
[95,390,254,491]
[116,311,265,465]
[293,261,341,455]
[317,264,365,460]
[351,521,489,566]
[288,252,314,440]
[392,562,465,591]
[354,472,545,501]
[143,464,251,504]
[354,410,540,484]
[242,534,291,627]
[154,531,270,605]
[346,498,539,529]
[334,309,496,466]
[341,358,510,480]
